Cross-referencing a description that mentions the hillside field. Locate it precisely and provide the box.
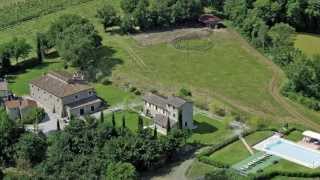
[1,0,320,128]
[295,33,320,57]
[0,0,25,7]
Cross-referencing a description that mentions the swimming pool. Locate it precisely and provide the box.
[254,135,320,168]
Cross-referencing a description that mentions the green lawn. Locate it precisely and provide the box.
[208,131,273,165]
[295,33,320,57]
[285,130,303,142]
[94,83,136,106]
[264,160,320,174]
[8,59,65,96]
[104,110,152,132]
[188,114,232,145]
[186,159,217,179]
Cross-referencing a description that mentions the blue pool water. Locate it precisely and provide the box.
[266,139,320,167]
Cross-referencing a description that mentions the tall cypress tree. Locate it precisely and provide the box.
[112,112,116,128]
[36,33,44,63]
[100,111,104,123]
[153,125,157,139]
[178,110,183,129]
[57,119,61,131]
[138,115,144,132]
[166,117,171,133]
[122,115,126,128]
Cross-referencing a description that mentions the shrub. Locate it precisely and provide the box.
[22,107,45,124]
[198,156,229,168]
[179,88,192,97]
[209,100,227,117]
[101,78,112,85]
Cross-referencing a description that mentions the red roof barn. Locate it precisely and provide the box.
[199,14,223,28]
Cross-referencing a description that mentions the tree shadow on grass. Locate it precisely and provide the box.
[193,121,218,134]
[6,58,61,84]
[88,45,123,82]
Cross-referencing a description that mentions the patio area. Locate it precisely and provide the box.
[232,152,280,175]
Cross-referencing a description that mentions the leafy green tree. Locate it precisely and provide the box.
[106,162,137,180]
[6,37,32,63]
[14,133,47,166]
[22,107,45,124]
[36,33,45,63]
[47,15,102,71]
[268,23,295,48]
[120,0,140,14]
[224,0,248,25]
[97,3,120,31]
[120,15,136,33]
[268,23,296,66]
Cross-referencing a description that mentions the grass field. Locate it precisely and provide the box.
[208,131,273,165]
[0,0,25,7]
[188,114,232,145]
[295,33,320,57]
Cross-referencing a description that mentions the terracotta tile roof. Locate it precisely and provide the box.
[66,96,102,109]
[30,71,93,98]
[143,93,189,108]
[5,99,37,109]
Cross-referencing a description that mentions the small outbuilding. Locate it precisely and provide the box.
[199,14,223,28]
[4,99,38,120]
[303,130,320,145]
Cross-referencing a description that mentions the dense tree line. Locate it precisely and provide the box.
[210,0,320,34]
[0,110,188,179]
[97,0,203,32]
[210,0,320,111]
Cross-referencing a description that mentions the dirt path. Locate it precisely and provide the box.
[148,158,194,180]
[228,29,320,129]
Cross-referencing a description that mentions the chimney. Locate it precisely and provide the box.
[72,71,85,81]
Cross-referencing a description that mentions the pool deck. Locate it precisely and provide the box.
[232,152,280,175]
[253,135,320,169]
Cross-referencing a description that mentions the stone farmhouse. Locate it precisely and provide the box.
[30,71,104,118]
[143,93,194,134]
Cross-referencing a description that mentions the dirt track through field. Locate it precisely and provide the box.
[228,29,320,129]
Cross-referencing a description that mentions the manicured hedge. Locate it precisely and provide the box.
[197,129,256,158]
[0,0,95,30]
[252,170,320,179]
[198,156,229,168]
